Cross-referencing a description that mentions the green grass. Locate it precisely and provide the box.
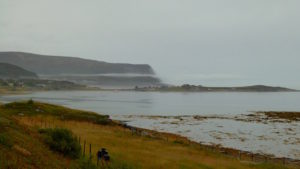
[0,116,74,168]
[39,128,81,159]
[3,100,111,124]
[197,164,214,169]
[0,133,12,148]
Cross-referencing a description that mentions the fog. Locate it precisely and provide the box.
[1,0,300,88]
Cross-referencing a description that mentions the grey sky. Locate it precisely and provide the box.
[1,0,300,88]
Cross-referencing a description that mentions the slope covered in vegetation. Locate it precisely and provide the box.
[0,52,154,75]
[0,63,38,79]
[0,101,297,169]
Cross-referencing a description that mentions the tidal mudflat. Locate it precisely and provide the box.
[114,113,300,159]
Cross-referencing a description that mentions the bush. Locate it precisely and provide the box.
[0,133,12,148]
[27,99,34,105]
[39,128,81,159]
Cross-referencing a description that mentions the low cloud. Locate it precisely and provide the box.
[180,73,243,80]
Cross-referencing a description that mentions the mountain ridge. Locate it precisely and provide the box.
[0,62,38,79]
[0,51,155,75]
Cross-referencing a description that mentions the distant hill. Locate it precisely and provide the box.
[0,52,155,75]
[136,84,297,92]
[42,75,162,88]
[0,63,38,79]
[229,85,296,92]
[0,52,161,88]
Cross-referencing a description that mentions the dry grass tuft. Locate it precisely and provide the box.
[12,145,32,156]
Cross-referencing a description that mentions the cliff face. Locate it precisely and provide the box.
[0,52,161,88]
[0,52,155,75]
[0,63,38,79]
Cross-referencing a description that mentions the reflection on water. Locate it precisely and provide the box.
[1,91,300,159]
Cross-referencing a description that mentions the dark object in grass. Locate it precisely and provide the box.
[39,128,81,159]
[103,154,110,161]
[97,148,110,166]
[97,148,109,160]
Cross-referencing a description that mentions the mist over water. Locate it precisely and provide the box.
[1,1,300,88]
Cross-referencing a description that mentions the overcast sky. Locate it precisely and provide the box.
[1,0,300,88]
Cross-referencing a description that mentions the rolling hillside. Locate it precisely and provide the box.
[0,52,155,75]
[0,63,38,79]
[0,52,161,87]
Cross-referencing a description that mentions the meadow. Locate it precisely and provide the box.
[0,101,297,169]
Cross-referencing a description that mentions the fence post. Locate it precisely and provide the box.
[83,140,86,156]
[89,144,92,159]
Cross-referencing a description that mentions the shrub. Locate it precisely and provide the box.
[0,133,12,148]
[173,140,184,145]
[39,128,81,159]
[27,99,34,105]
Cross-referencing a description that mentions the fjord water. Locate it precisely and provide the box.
[1,91,300,159]
[1,91,300,116]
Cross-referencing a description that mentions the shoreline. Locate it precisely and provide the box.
[117,121,300,166]
[114,112,300,161]
[1,92,300,166]
[1,100,300,168]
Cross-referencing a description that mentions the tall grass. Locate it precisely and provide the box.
[1,101,297,169]
[3,100,111,125]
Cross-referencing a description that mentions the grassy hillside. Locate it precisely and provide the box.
[0,101,297,169]
[0,52,154,75]
[0,105,77,168]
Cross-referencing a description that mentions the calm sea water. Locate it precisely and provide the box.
[1,91,300,116]
[1,91,300,159]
